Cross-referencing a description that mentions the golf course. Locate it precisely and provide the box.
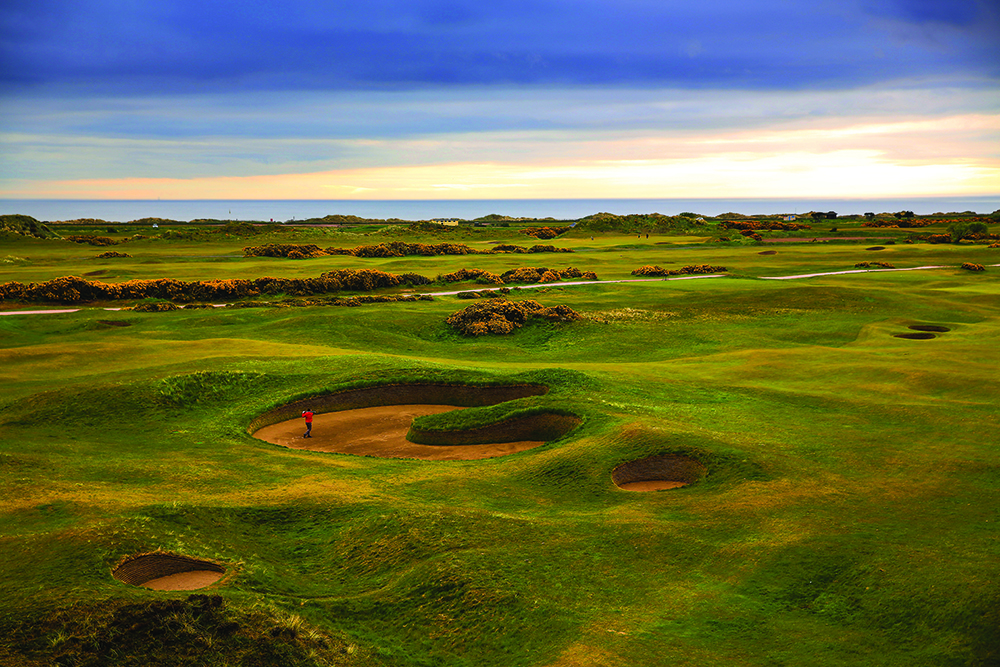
[1,210,998,666]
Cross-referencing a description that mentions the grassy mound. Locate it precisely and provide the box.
[0,214,60,239]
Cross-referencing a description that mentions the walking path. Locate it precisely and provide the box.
[2,264,997,316]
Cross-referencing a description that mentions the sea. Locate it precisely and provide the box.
[3,197,999,223]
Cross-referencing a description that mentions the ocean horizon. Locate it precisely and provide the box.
[3,197,999,223]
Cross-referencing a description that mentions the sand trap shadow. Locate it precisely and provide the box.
[894,332,936,339]
[114,554,226,591]
[612,454,706,491]
[757,250,777,255]
[866,246,885,251]
[251,383,579,461]
[909,324,950,332]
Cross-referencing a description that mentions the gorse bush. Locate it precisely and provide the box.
[719,220,810,231]
[95,251,132,259]
[0,269,431,304]
[65,235,118,246]
[854,261,895,269]
[961,263,986,272]
[245,241,574,259]
[631,264,727,277]
[446,298,582,336]
[522,226,571,239]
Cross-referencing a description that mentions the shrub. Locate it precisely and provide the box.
[446,298,582,336]
[440,268,504,285]
[132,301,179,312]
[95,251,132,259]
[961,263,985,272]
[854,261,895,269]
[243,244,327,258]
[65,235,118,246]
[522,226,570,239]
[631,264,727,277]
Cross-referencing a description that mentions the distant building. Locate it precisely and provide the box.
[783,215,796,221]
[431,218,461,226]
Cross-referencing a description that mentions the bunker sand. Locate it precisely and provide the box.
[143,570,225,591]
[255,404,546,460]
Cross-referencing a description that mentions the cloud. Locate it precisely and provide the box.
[2,0,997,94]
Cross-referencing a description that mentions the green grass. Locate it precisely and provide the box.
[1,220,999,666]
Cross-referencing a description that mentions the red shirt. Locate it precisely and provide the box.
[302,411,314,423]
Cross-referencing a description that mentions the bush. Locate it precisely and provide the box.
[854,261,895,269]
[631,264,727,277]
[961,263,985,272]
[132,301,179,312]
[95,251,132,259]
[522,226,570,239]
[65,235,118,246]
[243,244,327,258]
[446,298,582,336]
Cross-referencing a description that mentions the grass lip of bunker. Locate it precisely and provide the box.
[612,454,707,491]
[113,553,227,591]
[908,324,951,333]
[250,382,580,460]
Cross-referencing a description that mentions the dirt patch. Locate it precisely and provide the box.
[909,324,950,333]
[612,454,706,491]
[254,404,574,460]
[113,553,226,591]
[894,332,936,340]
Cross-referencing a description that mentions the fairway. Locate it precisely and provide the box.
[1,214,998,666]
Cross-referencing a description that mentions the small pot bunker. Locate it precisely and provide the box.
[250,383,581,461]
[113,553,226,591]
[612,454,706,492]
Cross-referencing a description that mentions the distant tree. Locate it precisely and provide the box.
[968,222,988,236]
[948,221,969,243]
[864,212,875,219]
[826,211,838,219]
[810,211,827,220]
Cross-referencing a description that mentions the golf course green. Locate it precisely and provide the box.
[1,211,998,666]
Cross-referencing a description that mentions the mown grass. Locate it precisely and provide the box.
[1,218,998,666]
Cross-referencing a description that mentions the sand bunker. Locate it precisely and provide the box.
[250,383,579,461]
[757,250,778,255]
[113,554,226,591]
[254,404,578,460]
[894,332,936,340]
[612,455,706,491]
[909,324,950,333]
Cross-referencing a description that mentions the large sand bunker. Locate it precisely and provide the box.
[612,455,706,491]
[113,554,226,591]
[251,383,580,461]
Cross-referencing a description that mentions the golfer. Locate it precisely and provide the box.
[302,409,314,438]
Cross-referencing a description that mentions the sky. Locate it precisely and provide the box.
[1,0,998,200]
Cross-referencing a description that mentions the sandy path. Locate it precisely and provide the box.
[254,404,546,460]
[143,570,225,591]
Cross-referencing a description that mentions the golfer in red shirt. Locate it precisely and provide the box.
[302,409,314,438]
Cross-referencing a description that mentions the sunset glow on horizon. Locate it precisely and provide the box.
[2,1,998,202]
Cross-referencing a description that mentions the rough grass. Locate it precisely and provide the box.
[1,219,998,666]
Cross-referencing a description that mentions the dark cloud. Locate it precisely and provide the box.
[1,0,997,94]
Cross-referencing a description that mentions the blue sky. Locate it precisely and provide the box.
[1,0,998,199]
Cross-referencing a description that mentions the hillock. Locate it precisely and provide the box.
[0,214,60,239]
